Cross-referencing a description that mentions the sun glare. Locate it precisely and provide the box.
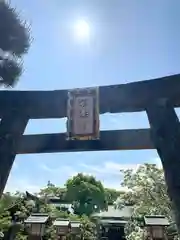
[74,20,90,41]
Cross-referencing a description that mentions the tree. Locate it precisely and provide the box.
[66,173,107,216]
[39,181,67,200]
[117,164,174,240]
[105,188,121,205]
[0,194,15,236]
[0,192,17,209]
[80,215,96,240]
[0,180,98,239]
[118,164,171,216]
[0,210,11,235]
[0,1,30,87]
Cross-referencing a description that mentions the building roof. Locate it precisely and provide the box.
[92,205,133,219]
[144,216,170,226]
[24,214,49,224]
[26,192,40,201]
[100,219,127,225]
[53,219,70,227]
[50,203,72,208]
[50,203,74,214]
[47,195,60,200]
[47,196,71,204]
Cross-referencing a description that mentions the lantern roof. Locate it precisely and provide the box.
[70,221,81,228]
[24,213,49,224]
[53,218,70,227]
[144,215,170,226]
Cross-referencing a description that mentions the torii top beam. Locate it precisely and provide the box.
[0,74,180,119]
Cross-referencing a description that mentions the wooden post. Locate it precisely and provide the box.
[0,110,28,197]
[146,99,180,234]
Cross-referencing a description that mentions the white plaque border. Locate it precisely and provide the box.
[66,87,99,140]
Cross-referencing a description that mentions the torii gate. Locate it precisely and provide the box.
[0,74,180,231]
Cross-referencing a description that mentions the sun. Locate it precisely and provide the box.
[74,20,90,41]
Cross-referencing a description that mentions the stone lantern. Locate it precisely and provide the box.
[144,215,169,240]
[70,221,81,239]
[53,218,71,240]
[24,213,49,240]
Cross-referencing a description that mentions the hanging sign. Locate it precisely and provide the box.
[66,87,99,140]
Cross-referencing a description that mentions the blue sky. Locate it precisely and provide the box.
[5,0,180,193]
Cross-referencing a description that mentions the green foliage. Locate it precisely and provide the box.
[118,163,172,240]
[14,228,28,240]
[0,192,16,209]
[0,210,11,233]
[0,193,18,233]
[39,181,67,201]
[44,225,56,240]
[1,166,173,240]
[80,215,96,240]
[105,188,121,205]
[119,164,171,217]
[41,207,96,240]
[0,0,31,87]
[0,174,100,240]
[66,173,107,216]
[0,177,118,239]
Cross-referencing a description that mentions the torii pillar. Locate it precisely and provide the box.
[0,110,28,196]
[146,99,180,234]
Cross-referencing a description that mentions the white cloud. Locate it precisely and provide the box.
[36,161,129,190]
[5,176,40,193]
[39,164,76,176]
[40,163,77,180]
[5,157,163,194]
[79,161,139,176]
[39,161,140,191]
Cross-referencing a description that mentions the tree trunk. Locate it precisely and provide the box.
[146,99,180,233]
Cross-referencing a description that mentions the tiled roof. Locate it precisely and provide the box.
[24,214,49,224]
[144,216,169,226]
[100,219,127,225]
[92,205,133,219]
